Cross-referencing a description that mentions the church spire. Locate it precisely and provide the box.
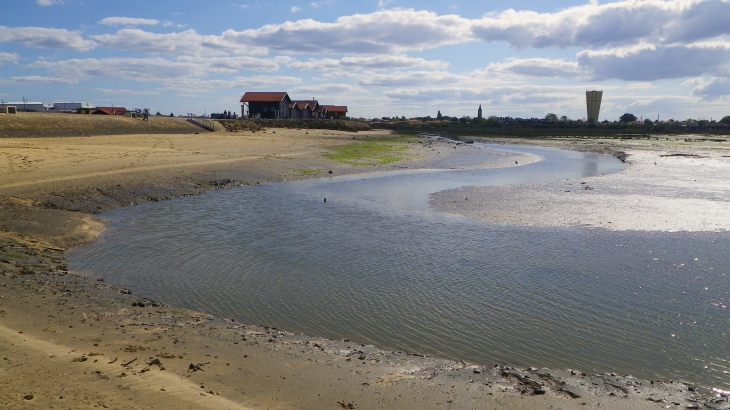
[478,104,483,119]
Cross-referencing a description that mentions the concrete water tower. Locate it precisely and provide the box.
[586,90,603,123]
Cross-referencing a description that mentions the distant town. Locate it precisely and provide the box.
[2,91,729,132]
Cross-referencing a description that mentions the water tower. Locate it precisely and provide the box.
[586,90,603,123]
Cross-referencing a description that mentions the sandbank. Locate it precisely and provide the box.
[433,136,730,232]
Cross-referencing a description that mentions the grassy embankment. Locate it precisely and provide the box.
[375,121,730,139]
[0,112,203,137]
[218,118,371,133]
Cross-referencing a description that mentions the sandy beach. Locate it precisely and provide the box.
[1,115,728,409]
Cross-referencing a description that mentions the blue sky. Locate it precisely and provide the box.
[1,0,729,120]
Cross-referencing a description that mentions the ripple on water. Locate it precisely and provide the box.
[68,145,730,390]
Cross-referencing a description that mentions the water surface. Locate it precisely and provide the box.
[68,144,730,389]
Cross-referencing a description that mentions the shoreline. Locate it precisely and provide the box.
[1,128,728,408]
[431,136,730,232]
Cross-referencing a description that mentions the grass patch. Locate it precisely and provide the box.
[324,136,417,166]
[0,112,204,138]
[3,253,26,260]
[299,169,326,175]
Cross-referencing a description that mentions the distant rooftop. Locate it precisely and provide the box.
[240,92,289,103]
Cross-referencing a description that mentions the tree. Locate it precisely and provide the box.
[560,115,569,122]
[644,118,653,125]
[619,113,638,123]
[720,115,730,125]
[545,113,558,122]
[485,116,501,127]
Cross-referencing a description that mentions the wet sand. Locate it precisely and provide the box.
[433,137,730,232]
[0,124,726,409]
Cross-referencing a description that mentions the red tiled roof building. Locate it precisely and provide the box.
[93,107,127,115]
[240,92,291,119]
[322,105,348,119]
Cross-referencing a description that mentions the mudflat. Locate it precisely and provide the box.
[433,136,730,232]
[0,115,726,409]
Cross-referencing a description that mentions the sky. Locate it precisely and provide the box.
[1,0,729,121]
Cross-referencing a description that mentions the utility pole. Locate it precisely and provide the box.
[23,96,27,111]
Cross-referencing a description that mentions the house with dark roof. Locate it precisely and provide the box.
[240,91,348,120]
[289,100,312,119]
[240,92,292,119]
[322,105,348,119]
[290,99,327,119]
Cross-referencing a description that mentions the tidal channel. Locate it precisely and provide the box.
[68,144,730,390]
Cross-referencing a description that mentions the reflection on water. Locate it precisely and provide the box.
[67,145,730,389]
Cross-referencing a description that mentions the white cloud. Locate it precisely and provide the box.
[0,26,96,52]
[31,56,290,85]
[288,55,448,71]
[289,83,365,96]
[94,88,160,96]
[222,9,472,54]
[691,77,730,99]
[343,55,448,70]
[201,2,730,57]
[287,58,341,70]
[485,58,582,78]
[321,70,360,79]
[33,57,205,82]
[383,85,575,108]
[359,70,464,87]
[291,6,301,13]
[681,77,705,87]
[92,28,267,56]
[180,55,282,73]
[377,0,391,8]
[162,75,303,93]
[36,0,63,6]
[99,17,160,26]
[8,76,77,84]
[471,0,730,49]
[621,95,699,118]
[0,52,19,65]
[578,42,730,81]
[311,1,334,7]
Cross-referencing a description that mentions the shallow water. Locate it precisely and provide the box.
[68,144,730,389]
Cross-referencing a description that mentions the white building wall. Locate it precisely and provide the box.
[0,102,45,111]
[53,102,94,111]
